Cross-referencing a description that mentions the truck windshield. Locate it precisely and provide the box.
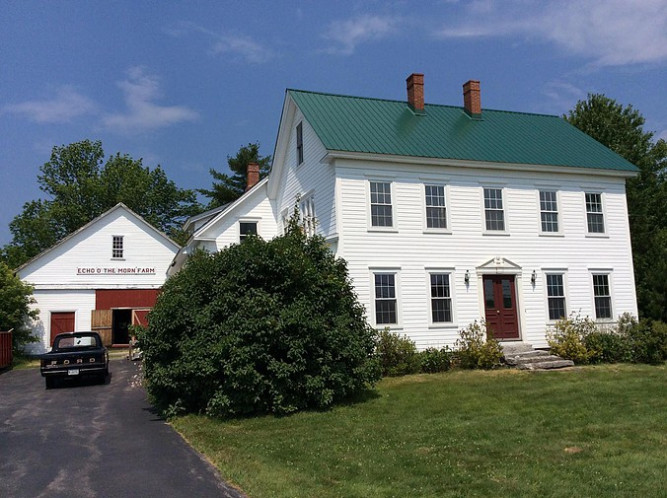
[55,336,99,349]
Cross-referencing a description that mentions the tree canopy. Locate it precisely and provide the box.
[566,94,667,321]
[198,142,271,208]
[1,140,200,268]
[0,261,39,353]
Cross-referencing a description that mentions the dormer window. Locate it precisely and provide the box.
[296,122,304,165]
[112,236,124,259]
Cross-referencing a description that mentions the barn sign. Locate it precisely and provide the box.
[77,267,156,275]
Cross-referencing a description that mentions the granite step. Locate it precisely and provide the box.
[501,343,574,370]
[517,359,575,370]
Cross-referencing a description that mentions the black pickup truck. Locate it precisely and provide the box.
[40,332,109,389]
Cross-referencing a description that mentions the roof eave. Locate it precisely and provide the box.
[323,150,638,178]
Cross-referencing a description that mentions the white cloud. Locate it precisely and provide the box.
[3,86,96,123]
[210,34,274,64]
[322,14,402,55]
[102,67,198,134]
[542,81,587,112]
[165,22,275,64]
[434,0,667,66]
[658,129,667,141]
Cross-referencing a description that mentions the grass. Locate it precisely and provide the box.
[172,365,666,498]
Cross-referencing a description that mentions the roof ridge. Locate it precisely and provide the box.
[287,88,560,119]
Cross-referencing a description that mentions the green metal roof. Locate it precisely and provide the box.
[287,89,638,173]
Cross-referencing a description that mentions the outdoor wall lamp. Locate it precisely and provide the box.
[531,270,537,285]
[464,270,470,285]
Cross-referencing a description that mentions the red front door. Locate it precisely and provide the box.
[483,276,520,340]
[50,312,75,345]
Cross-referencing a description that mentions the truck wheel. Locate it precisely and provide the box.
[45,377,56,389]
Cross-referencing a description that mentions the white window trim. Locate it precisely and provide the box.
[425,268,457,328]
[238,218,261,242]
[369,267,402,329]
[367,179,397,232]
[280,208,289,234]
[538,190,563,237]
[590,270,614,322]
[542,270,568,323]
[422,183,452,234]
[481,186,509,235]
[296,121,304,166]
[111,235,125,260]
[584,191,608,238]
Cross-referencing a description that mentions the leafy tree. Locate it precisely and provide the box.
[0,261,39,353]
[198,142,271,208]
[1,140,200,267]
[566,94,667,321]
[141,211,380,418]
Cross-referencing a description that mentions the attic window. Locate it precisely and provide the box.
[296,122,304,165]
[112,236,124,259]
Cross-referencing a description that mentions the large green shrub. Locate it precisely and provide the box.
[584,331,632,364]
[141,221,380,418]
[376,328,421,376]
[455,321,504,369]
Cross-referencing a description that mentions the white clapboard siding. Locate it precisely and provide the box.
[276,109,336,238]
[336,159,637,349]
[197,182,278,250]
[18,207,177,289]
[24,290,97,355]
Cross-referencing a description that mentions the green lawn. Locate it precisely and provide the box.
[173,365,667,498]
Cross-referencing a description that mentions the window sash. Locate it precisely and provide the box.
[374,273,397,325]
[540,191,559,232]
[112,236,123,259]
[546,274,566,320]
[296,122,304,165]
[425,185,447,229]
[592,274,612,319]
[370,182,393,227]
[586,193,605,233]
[430,273,452,323]
[484,188,505,231]
[239,222,257,241]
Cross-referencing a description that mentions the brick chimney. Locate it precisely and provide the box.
[463,80,481,117]
[246,162,260,191]
[406,73,424,111]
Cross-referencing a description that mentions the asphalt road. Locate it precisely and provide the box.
[0,359,245,498]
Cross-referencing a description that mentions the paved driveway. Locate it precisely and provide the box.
[0,359,244,498]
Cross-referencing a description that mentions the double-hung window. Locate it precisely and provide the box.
[112,236,124,259]
[592,274,612,319]
[546,273,566,320]
[374,272,397,325]
[370,181,393,228]
[430,273,453,323]
[586,193,605,233]
[484,188,505,231]
[540,191,559,233]
[296,122,304,165]
[300,195,316,236]
[239,221,258,242]
[425,185,447,229]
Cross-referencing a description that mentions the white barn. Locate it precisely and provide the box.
[172,74,638,349]
[17,203,179,354]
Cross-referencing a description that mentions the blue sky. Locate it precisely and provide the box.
[1,0,666,246]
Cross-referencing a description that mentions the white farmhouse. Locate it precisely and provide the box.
[172,74,638,349]
[17,203,179,353]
